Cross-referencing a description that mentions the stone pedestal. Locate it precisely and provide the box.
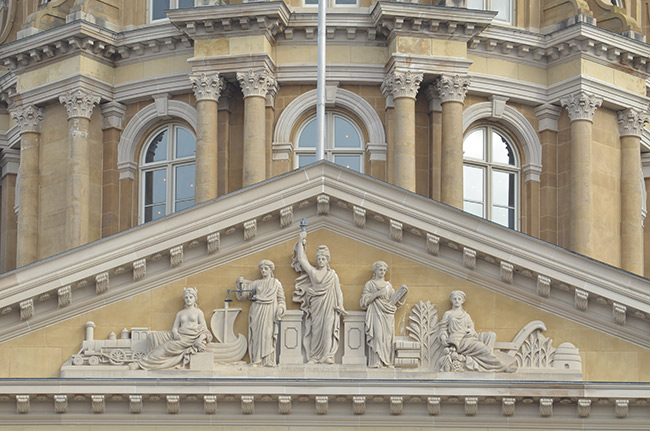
[279,310,304,365]
[342,311,366,365]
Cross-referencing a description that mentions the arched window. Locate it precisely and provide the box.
[294,113,365,172]
[140,124,196,223]
[463,125,520,229]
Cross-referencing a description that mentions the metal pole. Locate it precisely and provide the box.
[316,0,326,160]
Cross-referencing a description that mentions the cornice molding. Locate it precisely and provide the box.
[0,380,650,427]
[1,162,650,352]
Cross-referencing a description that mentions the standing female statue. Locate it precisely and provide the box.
[137,287,213,370]
[360,261,407,368]
[292,230,346,364]
[236,259,286,367]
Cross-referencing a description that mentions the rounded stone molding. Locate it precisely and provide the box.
[462,101,543,182]
[272,88,386,162]
[117,100,198,179]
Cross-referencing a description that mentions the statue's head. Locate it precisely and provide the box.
[258,259,275,276]
[449,290,466,307]
[315,245,331,269]
[372,260,388,277]
[183,287,199,306]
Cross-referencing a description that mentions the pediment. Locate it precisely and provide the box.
[1,161,649,349]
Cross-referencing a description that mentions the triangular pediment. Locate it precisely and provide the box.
[1,161,648,348]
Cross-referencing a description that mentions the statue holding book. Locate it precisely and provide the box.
[360,261,408,368]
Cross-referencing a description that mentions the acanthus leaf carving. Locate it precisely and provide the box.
[560,91,602,121]
[10,105,44,133]
[435,74,470,103]
[92,395,105,414]
[463,247,476,269]
[537,275,551,297]
[189,72,224,102]
[59,89,101,119]
[383,70,423,99]
[353,206,366,227]
[133,258,146,281]
[16,395,29,414]
[167,395,180,414]
[236,69,276,98]
[19,299,33,321]
[617,108,648,137]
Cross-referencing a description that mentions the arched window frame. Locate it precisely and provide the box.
[463,124,521,229]
[293,111,366,172]
[139,123,197,224]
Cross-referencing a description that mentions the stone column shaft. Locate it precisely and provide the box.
[425,88,442,201]
[618,108,647,275]
[382,70,423,192]
[237,70,275,187]
[59,89,101,250]
[436,75,470,209]
[11,105,44,267]
[100,101,126,238]
[561,92,602,257]
[191,73,223,203]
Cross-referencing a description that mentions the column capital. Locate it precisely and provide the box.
[59,89,101,120]
[560,92,602,122]
[435,74,470,103]
[265,79,279,108]
[382,70,423,100]
[236,69,276,98]
[617,108,649,138]
[10,105,44,133]
[189,72,224,102]
[100,101,126,130]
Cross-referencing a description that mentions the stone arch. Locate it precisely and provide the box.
[463,101,543,182]
[272,88,386,163]
[117,98,198,179]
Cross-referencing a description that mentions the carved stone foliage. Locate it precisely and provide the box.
[560,92,602,121]
[59,89,101,119]
[236,69,276,98]
[435,74,470,103]
[406,301,438,368]
[10,104,44,133]
[382,70,423,99]
[189,72,224,102]
[617,108,649,137]
[512,322,554,368]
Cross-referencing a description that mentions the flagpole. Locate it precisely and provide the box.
[316,0,326,161]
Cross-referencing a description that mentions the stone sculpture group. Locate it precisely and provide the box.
[64,226,582,377]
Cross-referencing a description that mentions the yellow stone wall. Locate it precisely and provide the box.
[0,230,647,381]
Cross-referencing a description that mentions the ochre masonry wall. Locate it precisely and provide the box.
[0,230,647,381]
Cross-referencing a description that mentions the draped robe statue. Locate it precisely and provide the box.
[360,261,406,368]
[236,260,286,367]
[137,287,213,370]
[292,232,346,364]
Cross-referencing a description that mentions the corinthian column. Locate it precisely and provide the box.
[436,75,470,209]
[190,72,224,203]
[59,89,101,250]
[10,105,43,267]
[382,70,423,192]
[617,108,647,275]
[560,92,602,258]
[237,69,276,187]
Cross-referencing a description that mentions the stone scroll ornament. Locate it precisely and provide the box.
[234,260,286,367]
[360,261,408,368]
[292,218,347,364]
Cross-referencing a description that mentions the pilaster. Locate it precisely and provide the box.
[0,149,19,272]
[191,72,224,203]
[10,104,44,267]
[436,74,470,209]
[100,101,126,238]
[425,85,442,201]
[59,89,101,251]
[218,84,235,195]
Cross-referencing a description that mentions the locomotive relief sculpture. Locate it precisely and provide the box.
[62,222,582,379]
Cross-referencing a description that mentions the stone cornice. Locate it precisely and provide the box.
[9,104,43,133]
[279,12,381,45]
[16,73,113,109]
[371,2,496,42]
[0,20,192,73]
[189,72,224,102]
[0,162,650,353]
[0,380,650,427]
[560,91,602,121]
[469,21,650,79]
[617,107,649,137]
[167,2,291,42]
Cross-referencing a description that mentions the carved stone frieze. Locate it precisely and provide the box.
[464,397,478,416]
[95,272,109,294]
[170,246,184,267]
[129,395,143,414]
[463,247,476,269]
[426,233,440,255]
[16,395,29,414]
[167,395,180,414]
[390,396,403,415]
[560,92,602,121]
[19,299,33,321]
[353,206,366,227]
[189,72,224,102]
[10,104,44,133]
[236,69,276,98]
[502,397,515,416]
[353,396,366,415]
[539,398,553,417]
[428,396,441,415]
[500,262,514,283]
[207,232,220,253]
[92,395,105,414]
[382,70,423,100]
[280,206,293,228]
[613,303,627,325]
[278,395,291,414]
[244,220,257,241]
[317,194,330,215]
[575,289,589,311]
[617,108,649,137]
[435,75,470,103]
[241,395,254,414]
[537,275,551,297]
[133,258,146,281]
[59,89,101,119]
[315,396,328,414]
[390,220,403,242]
[577,398,591,417]
[616,399,629,418]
